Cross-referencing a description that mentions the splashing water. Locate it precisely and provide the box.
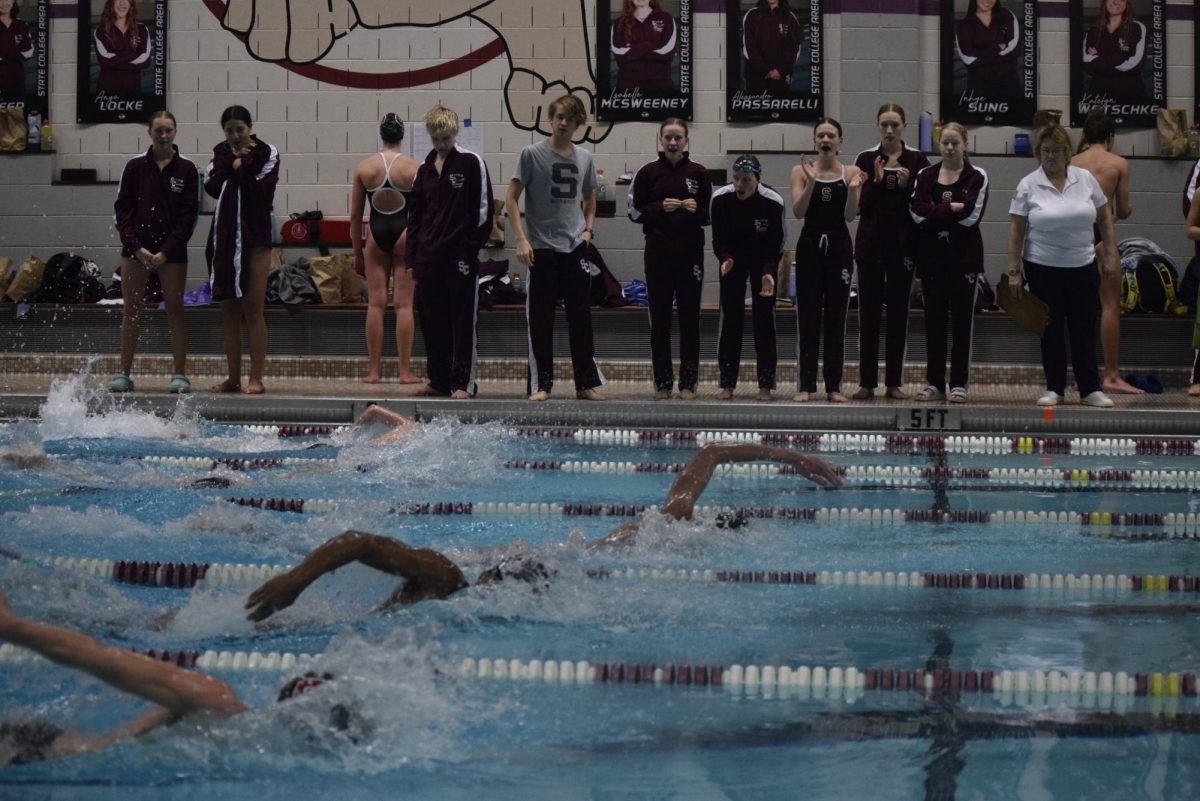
[38,373,202,442]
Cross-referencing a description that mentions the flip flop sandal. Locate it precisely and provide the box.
[109,374,133,393]
[169,375,192,394]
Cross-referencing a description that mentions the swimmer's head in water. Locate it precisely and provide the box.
[0,721,63,766]
[277,672,372,744]
[715,509,749,530]
[475,557,555,591]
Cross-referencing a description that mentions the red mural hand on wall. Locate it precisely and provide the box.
[203,0,610,142]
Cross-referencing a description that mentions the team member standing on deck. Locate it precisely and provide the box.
[852,104,929,401]
[1007,124,1116,409]
[1071,108,1138,396]
[710,154,786,402]
[628,118,712,401]
[909,122,989,404]
[506,95,605,402]
[110,110,198,395]
[204,105,279,396]
[790,118,866,403]
[1184,181,1200,397]
[351,113,422,386]
[406,105,492,400]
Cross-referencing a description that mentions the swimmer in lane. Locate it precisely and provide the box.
[244,443,841,621]
[0,587,244,764]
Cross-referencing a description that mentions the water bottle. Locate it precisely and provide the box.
[40,119,53,152]
[596,168,608,202]
[26,111,41,151]
[511,271,524,295]
[919,112,933,154]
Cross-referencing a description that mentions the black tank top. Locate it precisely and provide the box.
[803,166,848,234]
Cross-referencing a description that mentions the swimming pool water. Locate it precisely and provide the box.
[2,387,1200,800]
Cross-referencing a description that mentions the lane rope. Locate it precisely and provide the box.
[0,644,1193,707]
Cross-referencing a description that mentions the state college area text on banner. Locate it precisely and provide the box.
[725,0,823,123]
[76,0,166,124]
[1069,0,1164,128]
[940,0,1037,127]
[596,0,693,122]
[0,0,50,120]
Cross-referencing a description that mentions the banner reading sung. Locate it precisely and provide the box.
[941,0,1037,127]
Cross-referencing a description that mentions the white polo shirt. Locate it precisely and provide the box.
[1009,165,1107,268]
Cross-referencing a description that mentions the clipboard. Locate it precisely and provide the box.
[996,278,1049,336]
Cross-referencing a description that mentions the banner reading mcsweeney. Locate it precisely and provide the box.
[725,0,823,123]
[0,0,48,121]
[941,1,1037,127]
[596,0,692,122]
[76,0,166,124]
[1070,0,1165,128]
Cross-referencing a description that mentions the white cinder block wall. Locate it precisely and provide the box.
[0,0,1195,303]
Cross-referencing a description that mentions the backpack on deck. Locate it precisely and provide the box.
[1120,253,1182,314]
[34,252,105,304]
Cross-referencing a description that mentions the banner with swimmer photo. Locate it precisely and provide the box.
[596,0,693,122]
[1068,0,1165,128]
[76,0,167,124]
[940,1,1037,127]
[725,0,823,123]
[0,0,49,123]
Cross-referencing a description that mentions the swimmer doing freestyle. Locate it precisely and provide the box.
[243,441,842,621]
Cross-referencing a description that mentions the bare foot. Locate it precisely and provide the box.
[576,388,606,401]
[210,378,241,393]
[851,387,873,400]
[885,387,909,400]
[827,391,849,403]
[792,391,810,402]
[450,390,469,399]
[756,389,773,402]
[362,373,382,384]
[416,384,449,397]
[716,388,734,401]
[397,374,422,385]
[529,390,550,402]
[243,381,265,395]
[1103,377,1144,395]
[1189,384,1200,398]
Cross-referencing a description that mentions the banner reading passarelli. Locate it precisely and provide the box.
[596,0,693,122]
[726,0,823,123]
[76,0,166,124]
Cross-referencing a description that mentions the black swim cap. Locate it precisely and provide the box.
[380,113,405,144]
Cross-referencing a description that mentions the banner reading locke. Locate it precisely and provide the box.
[726,0,823,123]
[76,0,166,124]
[596,0,693,122]
[941,1,1037,127]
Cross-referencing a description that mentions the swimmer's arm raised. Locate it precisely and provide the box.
[245,531,467,621]
[590,444,841,548]
[0,589,244,718]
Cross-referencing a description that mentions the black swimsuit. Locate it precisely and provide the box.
[1,721,63,765]
[366,152,409,253]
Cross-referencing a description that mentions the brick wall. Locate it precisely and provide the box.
[0,0,1195,302]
